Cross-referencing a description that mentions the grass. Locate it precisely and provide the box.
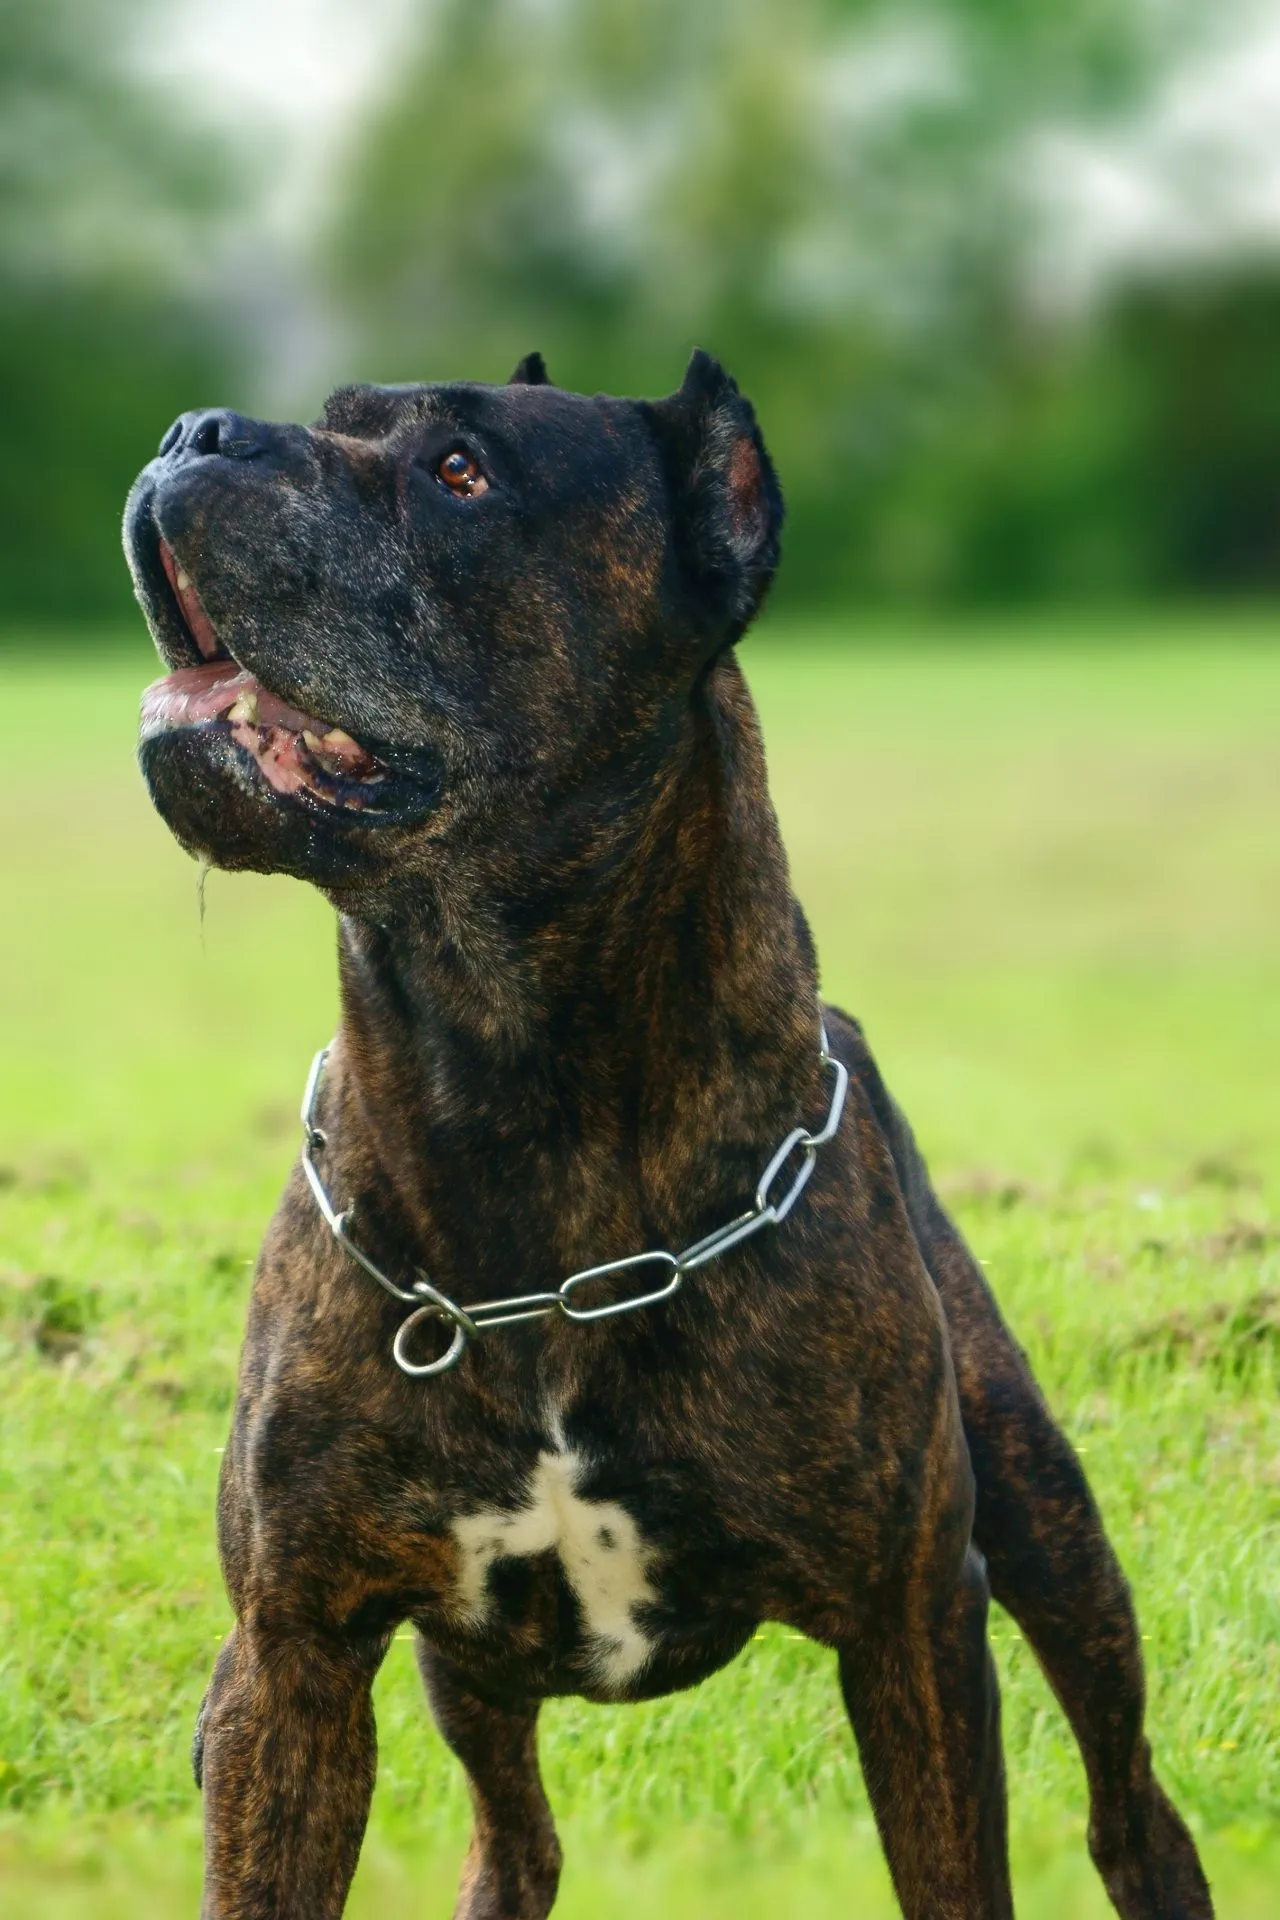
[2,616,1278,1914]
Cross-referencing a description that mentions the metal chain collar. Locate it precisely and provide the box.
[299,1027,849,1379]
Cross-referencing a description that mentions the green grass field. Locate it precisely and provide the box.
[2,619,1278,1915]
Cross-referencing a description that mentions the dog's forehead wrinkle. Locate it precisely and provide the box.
[425,384,650,480]
[318,383,403,439]
[312,428,391,467]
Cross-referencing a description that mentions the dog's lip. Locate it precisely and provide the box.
[156,535,225,662]
[141,660,391,811]
[140,516,393,813]
[141,659,339,739]
[134,489,442,827]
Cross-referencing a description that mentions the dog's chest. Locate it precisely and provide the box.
[448,1439,658,1690]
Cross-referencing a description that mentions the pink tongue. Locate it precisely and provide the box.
[141,662,326,735]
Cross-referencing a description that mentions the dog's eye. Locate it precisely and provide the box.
[436,448,488,498]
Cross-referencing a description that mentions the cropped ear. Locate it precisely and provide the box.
[643,349,784,642]
[508,351,550,386]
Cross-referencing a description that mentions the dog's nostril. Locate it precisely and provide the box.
[179,408,267,461]
[159,419,183,457]
[191,413,224,457]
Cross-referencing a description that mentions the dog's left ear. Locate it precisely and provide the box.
[509,351,550,386]
[644,349,784,641]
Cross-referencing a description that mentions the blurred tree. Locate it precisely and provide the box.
[0,0,243,624]
[6,0,1274,626]
[329,0,1225,606]
[896,270,1280,602]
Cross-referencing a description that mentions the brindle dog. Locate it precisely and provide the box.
[124,352,1212,1920]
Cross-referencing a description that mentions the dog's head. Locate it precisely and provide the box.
[125,351,782,914]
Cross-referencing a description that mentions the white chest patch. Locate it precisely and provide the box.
[450,1445,658,1688]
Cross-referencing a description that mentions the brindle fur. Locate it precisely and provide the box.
[124,352,1213,1919]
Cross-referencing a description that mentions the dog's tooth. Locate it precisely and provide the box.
[321,727,359,752]
[302,729,323,751]
[176,568,191,592]
[227,692,259,724]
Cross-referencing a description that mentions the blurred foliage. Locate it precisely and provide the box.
[4,0,1280,619]
[869,270,1280,601]
[330,0,1279,608]
[0,0,242,622]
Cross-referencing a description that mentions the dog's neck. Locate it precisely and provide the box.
[326,655,823,1289]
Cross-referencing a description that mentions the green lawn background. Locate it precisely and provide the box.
[1,620,1277,1915]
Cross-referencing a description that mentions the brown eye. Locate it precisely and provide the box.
[436,448,488,497]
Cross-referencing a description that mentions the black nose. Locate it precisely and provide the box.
[158,408,270,461]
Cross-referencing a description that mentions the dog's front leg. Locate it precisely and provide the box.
[197,1620,384,1920]
[417,1642,562,1920]
[838,1544,1013,1920]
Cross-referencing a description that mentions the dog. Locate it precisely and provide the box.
[124,351,1213,1920]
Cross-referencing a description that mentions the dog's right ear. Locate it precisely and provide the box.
[509,351,550,386]
[643,349,783,644]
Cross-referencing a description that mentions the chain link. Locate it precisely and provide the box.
[300,1027,849,1378]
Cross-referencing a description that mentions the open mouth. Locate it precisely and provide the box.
[141,537,390,813]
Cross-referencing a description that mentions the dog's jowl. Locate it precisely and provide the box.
[125,353,1214,1920]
